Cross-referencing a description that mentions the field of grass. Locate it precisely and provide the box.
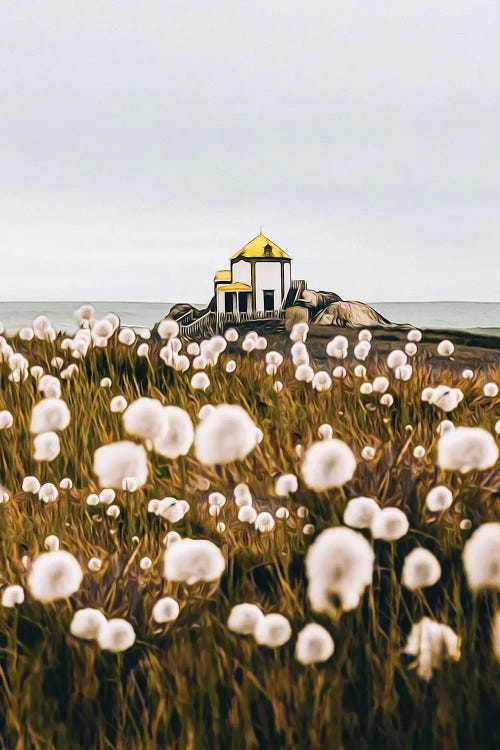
[0,317,499,750]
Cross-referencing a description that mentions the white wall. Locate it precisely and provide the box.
[231,260,251,285]
[284,262,291,298]
[254,261,282,311]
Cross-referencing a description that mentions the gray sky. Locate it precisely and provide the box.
[1,1,499,302]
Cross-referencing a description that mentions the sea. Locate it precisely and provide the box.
[0,301,499,337]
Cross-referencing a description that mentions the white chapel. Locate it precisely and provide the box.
[214,233,297,316]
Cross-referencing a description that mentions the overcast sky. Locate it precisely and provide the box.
[1,1,499,303]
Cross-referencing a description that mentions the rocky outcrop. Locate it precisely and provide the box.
[311,300,395,327]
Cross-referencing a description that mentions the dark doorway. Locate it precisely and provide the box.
[263,290,275,312]
[238,292,249,313]
[224,293,235,313]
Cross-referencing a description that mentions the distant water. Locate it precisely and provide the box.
[0,300,499,336]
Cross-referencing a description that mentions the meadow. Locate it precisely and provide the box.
[0,310,499,750]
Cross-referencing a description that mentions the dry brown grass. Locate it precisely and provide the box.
[0,328,499,749]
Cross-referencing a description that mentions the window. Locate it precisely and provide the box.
[263,290,275,311]
[264,243,272,257]
[224,292,235,313]
[238,292,248,313]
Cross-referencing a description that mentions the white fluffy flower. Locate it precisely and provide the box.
[88,557,102,572]
[402,548,441,590]
[387,350,407,369]
[152,596,180,623]
[326,335,348,359]
[275,474,298,496]
[360,382,373,394]
[194,404,258,465]
[361,446,376,461]
[380,394,394,407]
[295,364,314,383]
[163,538,225,584]
[156,497,190,523]
[31,398,70,434]
[353,340,370,361]
[39,482,58,503]
[123,398,164,440]
[118,327,136,346]
[343,496,380,529]
[354,364,367,378]
[158,318,179,339]
[372,376,389,393]
[413,445,426,459]
[306,527,374,612]
[301,440,356,490]
[22,476,40,494]
[110,395,128,413]
[153,406,194,459]
[405,342,417,356]
[38,374,61,398]
[332,366,347,379]
[238,505,257,523]
[44,534,60,551]
[34,431,60,462]
[462,369,474,379]
[425,486,453,512]
[275,506,290,520]
[295,623,334,665]
[1,585,25,608]
[70,608,107,640]
[318,423,333,440]
[191,372,211,391]
[423,385,464,412]
[224,327,238,342]
[462,523,500,591]
[404,618,461,681]
[97,618,136,652]
[28,550,83,602]
[312,371,332,391]
[227,603,264,635]
[436,419,455,436]
[371,507,409,541]
[437,339,454,356]
[255,512,275,532]
[254,614,291,648]
[225,360,237,373]
[93,441,148,488]
[0,410,13,430]
[483,382,498,398]
[394,364,413,381]
[407,329,422,343]
[437,427,498,473]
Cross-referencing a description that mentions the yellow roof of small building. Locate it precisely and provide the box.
[214,269,231,281]
[217,282,252,292]
[230,233,291,260]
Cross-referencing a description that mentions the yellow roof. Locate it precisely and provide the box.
[230,232,291,260]
[214,269,231,281]
[218,282,252,292]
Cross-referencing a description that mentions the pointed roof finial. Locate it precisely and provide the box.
[259,224,263,234]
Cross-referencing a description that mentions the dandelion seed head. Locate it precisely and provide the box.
[306,527,374,612]
[437,339,454,356]
[275,474,298,496]
[94,441,148,488]
[98,618,136,652]
[463,523,500,591]
[153,596,180,623]
[425,486,453,512]
[194,404,258,465]
[22,476,40,494]
[402,548,441,590]
[39,483,58,503]
[343,496,380,529]
[1,585,25,608]
[295,623,334,664]
[28,550,83,602]
[404,618,460,681]
[70,608,107,640]
[302,440,356,491]
[371,507,409,541]
[437,426,498,473]
[34,431,60,462]
[227,603,264,635]
[163,538,225,584]
[254,614,291,648]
